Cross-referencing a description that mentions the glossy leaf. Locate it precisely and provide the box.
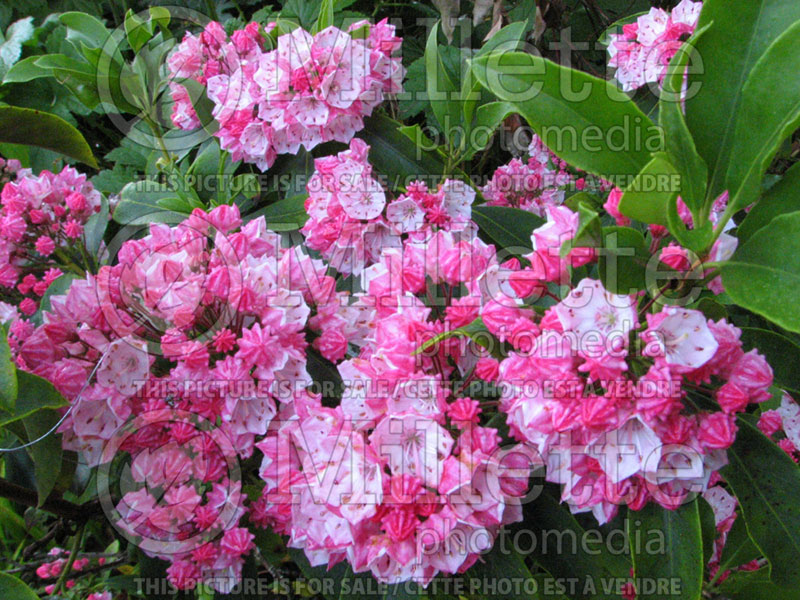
[113,180,187,225]
[725,21,800,213]
[471,51,661,177]
[721,416,800,587]
[598,226,649,294]
[23,409,63,506]
[721,211,800,333]
[0,371,68,428]
[245,194,309,231]
[684,0,800,204]
[659,26,710,218]
[618,153,678,227]
[471,205,543,253]
[359,114,447,191]
[425,23,461,143]
[0,106,97,168]
[628,500,703,600]
[526,486,630,600]
[0,327,16,413]
[737,161,800,244]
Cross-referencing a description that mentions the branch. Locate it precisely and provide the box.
[0,478,102,521]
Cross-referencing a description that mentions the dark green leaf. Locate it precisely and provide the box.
[721,211,800,333]
[23,409,63,506]
[245,194,308,231]
[526,486,630,600]
[359,114,447,191]
[598,226,649,294]
[721,416,800,587]
[0,371,68,428]
[628,500,703,600]
[113,180,187,225]
[0,106,97,168]
[737,162,800,244]
[718,512,761,573]
[471,205,543,253]
[0,326,16,412]
[0,573,39,600]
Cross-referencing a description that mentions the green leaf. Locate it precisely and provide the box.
[84,195,109,257]
[666,189,713,253]
[23,409,63,506]
[3,55,51,83]
[0,326,17,413]
[618,153,678,227]
[471,205,543,253]
[464,541,541,600]
[698,494,717,567]
[59,11,112,50]
[564,201,602,253]
[739,328,800,395]
[717,568,797,600]
[725,21,800,214]
[471,51,661,177]
[526,486,630,600]
[474,20,529,58]
[628,500,703,600]
[425,23,461,143]
[124,9,154,53]
[721,211,800,333]
[598,226,649,294]
[312,0,334,34]
[721,416,800,588]
[358,114,447,191]
[245,194,309,231]
[684,0,800,206]
[0,573,39,600]
[0,371,68,428]
[738,162,800,243]
[718,512,762,573]
[0,106,97,168]
[659,26,711,219]
[113,180,187,225]
[463,101,515,159]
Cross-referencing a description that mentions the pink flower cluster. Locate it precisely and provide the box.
[251,229,535,584]
[0,164,101,315]
[168,19,403,170]
[301,138,475,274]
[482,135,575,216]
[13,205,341,590]
[607,0,702,92]
[34,547,106,595]
[491,273,772,524]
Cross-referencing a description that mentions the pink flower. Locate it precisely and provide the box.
[314,328,348,362]
[96,337,150,397]
[220,527,255,556]
[35,235,55,256]
[603,187,630,226]
[698,412,737,450]
[758,410,783,437]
